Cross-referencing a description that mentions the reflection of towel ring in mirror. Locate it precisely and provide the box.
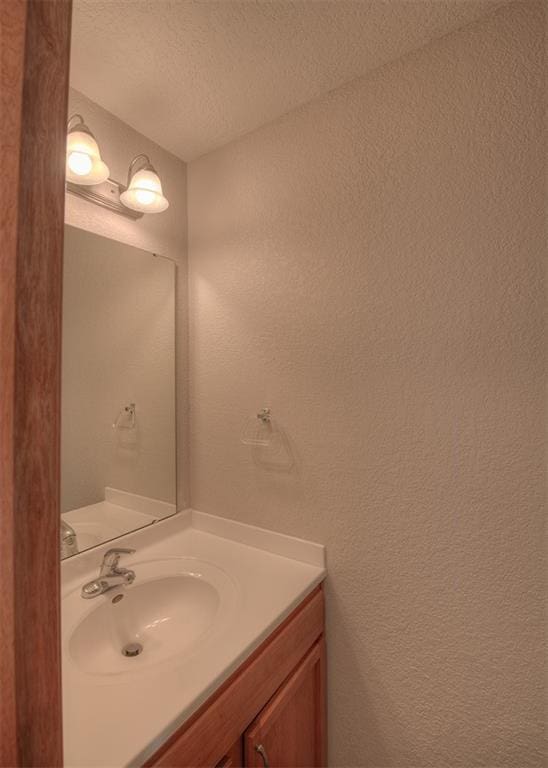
[112,403,136,430]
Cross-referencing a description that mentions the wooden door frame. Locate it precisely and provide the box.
[1,0,72,764]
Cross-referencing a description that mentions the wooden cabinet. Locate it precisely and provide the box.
[146,585,326,768]
[215,740,243,768]
[244,640,326,768]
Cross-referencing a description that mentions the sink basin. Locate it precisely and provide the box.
[64,557,237,678]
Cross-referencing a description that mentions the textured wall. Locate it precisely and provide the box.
[187,4,545,766]
[61,226,176,513]
[64,89,189,507]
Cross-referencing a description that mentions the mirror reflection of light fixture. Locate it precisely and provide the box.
[120,154,169,214]
[66,114,110,185]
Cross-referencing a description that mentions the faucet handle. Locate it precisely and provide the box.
[101,547,136,574]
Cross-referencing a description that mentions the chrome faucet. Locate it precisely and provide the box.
[81,547,136,599]
[61,518,79,559]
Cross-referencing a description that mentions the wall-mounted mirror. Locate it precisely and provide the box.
[61,225,176,558]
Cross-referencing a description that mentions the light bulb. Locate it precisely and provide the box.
[134,189,156,206]
[65,126,109,185]
[68,151,93,176]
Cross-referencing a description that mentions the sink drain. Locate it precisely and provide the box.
[122,642,143,658]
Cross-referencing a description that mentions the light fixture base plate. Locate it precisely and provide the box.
[66,178,144,220]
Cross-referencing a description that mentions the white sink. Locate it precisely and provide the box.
[64,557,237,677]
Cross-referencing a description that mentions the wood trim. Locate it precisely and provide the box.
[1,6,27,762]
[317,635,327,766]
[0,0,71,764]
[146,586,324,768]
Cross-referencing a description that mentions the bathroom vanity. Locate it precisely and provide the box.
[147,586,325,768]
[61,511,326,767]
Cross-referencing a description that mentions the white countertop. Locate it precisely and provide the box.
[61,510,326,767]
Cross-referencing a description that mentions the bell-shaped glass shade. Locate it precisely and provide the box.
[120,168,169,213]
[66,130,109,185]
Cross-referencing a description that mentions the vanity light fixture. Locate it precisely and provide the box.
[120,154,169,214]
[66,114,110,185]
[65,124,168,219]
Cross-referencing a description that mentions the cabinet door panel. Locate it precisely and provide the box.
[244,639,326,768]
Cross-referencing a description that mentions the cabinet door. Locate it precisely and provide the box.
[244,639,326,768]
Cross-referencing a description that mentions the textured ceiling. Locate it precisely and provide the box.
[70,0,505,160]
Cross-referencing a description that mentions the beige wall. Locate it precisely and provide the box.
[65,89,189,507]
[187,4,545,766]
